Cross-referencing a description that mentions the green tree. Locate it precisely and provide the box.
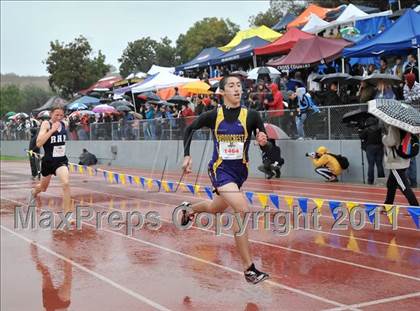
[45,35,110,99]
[175,17,240,64]
[249,6,283,28]
[19,85,54,112]
[0,84,55,115]
[118,37,158,78]
[155,37,178,67]
[0,85,22,116]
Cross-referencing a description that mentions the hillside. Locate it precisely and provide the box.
[0,73,51,90]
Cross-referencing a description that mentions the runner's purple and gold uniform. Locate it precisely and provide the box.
[184,105,269,191]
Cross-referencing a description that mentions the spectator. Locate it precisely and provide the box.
[78,148,98,166]
[375,80,395,99]
[307,146,342,182]
[258,139,284,179]
[379,58,392,74]
[403,72,420,104]
[307,69,321,92]
[28,128,41,180]
[392,56,404,79]
[359,117,385,185]
[367,64,377,75]
[403,53,419,81]
[288,87,319,140]
[358,81,376,103]
[286,71,305,91]
[144,103,156,140]
[266,83,284,127]
[322,82,341,106]
[382,125,419,206]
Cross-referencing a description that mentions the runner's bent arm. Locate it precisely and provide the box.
[183,110,217,156]
[36,121,58,148]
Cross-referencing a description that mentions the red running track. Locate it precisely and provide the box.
[1,161,419,311]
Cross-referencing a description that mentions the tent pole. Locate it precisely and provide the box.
[398,0,401,10]
[341,58,345,73]
[252,54,257,68]
[418,47,420,82]
[131,92,137,113]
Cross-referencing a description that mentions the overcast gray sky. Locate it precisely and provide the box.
[1,1,270,76]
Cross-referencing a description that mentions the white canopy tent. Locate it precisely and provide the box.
[131,71,198,94]
[147,65,175,75]
[301,13,331,34]
[313,9,392,34]
[335,4,368,23]
[125,72,147,79]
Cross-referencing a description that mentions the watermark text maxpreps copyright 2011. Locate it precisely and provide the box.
[14,204,397,236]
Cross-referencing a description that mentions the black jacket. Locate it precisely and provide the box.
[359,119,382,147]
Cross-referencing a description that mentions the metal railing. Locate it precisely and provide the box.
[2,103,418,141]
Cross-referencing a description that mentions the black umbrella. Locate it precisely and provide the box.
[312,74,323,83]
[116,105,132,112]
[368,99,420,134]
[342,106,372,127]
[257,67,271,75]
[231,70,248,77]
[88,91,102,98]
[345,76,364,85]
[209,81,219,92]
[320,73,351,84]
[363,73,401,85]
[110,100,134,108]
[138,91,160,102]
[167,95,189,105]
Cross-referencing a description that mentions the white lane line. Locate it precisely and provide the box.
[0,225,171,311]
[323,291,420,310]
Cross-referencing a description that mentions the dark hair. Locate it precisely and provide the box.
[219,74,241,90]
[50,105,64,113]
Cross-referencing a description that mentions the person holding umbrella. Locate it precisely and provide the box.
[368,99,419,207]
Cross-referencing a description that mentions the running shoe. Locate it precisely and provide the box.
[244,264,269,284]
[177,202,193,226]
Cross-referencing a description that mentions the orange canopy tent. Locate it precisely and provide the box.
[287,4,333,29]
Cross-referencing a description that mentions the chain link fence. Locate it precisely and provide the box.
[2,103,419,141]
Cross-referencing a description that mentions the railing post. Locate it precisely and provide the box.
[328,107,331,140]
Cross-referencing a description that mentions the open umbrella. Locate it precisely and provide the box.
[129,111,143,120]
[368,99,420,134]
[181,81,211,94]
[264,123,290,140]
[68,102,88,111]
[342,106,372,127]
[363,74,401,85]
[248,67,280,80]
[13,112,29,119]
[69,110,95,119]
[116,105,131,112]
[92,104,116,114]
[231,70,248,78]
[5,111,16,118]
[110,100,134,108]
[137,91,161,102]
[320,73,351,84]
[167,95,189,105]
[37,111,50,119]
[345,76,364,85]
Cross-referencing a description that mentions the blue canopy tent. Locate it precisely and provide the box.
[272,12,296,31]
[175,47,224,71]
[210,36,270,67]
[66,95,100,107]
[343,9,420,58]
